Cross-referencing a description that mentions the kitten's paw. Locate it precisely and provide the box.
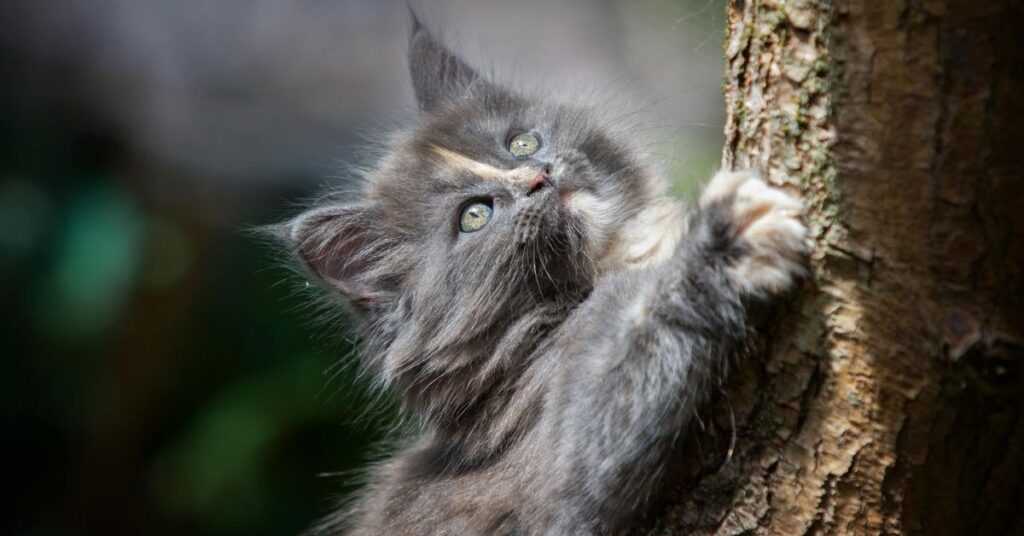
[701,170,810,297]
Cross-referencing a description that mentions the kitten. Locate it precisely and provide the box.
[275,15,808,536]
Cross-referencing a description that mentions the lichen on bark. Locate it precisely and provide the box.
[646,0,1024,534]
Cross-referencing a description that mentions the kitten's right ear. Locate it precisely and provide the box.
[275,204,399,306]
[407,9,501,111]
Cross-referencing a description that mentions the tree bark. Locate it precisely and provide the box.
[648,0,1024,534]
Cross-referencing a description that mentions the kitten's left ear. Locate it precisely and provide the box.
[273,203,402,307]
[408,11,503,111]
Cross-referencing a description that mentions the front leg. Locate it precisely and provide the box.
[551,170,808,532]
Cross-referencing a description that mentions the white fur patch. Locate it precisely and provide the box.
[591,198,684,273]
[431,145,540,190]
[565,191,620,257]
[703,170,808,296]
[700,169,752,206]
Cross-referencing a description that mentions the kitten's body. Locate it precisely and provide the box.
[278,16,807,535]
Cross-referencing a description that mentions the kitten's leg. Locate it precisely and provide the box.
[551,170,808,531]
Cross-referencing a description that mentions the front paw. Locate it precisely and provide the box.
[700,170,809,297]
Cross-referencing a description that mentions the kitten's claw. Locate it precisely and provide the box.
[701,169,810,297]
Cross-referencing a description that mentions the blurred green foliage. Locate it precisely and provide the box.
[1,123,396,535]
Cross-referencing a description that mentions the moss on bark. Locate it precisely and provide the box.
[645,0,1024,534]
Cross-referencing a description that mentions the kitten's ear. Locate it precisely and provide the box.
[408,11,501,111]
[278,204,400,305]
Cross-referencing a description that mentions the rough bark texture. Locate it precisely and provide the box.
[647,0,1024,534]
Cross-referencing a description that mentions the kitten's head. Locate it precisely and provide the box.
[281,18,668,421]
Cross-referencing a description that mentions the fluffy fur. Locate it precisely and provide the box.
[274,15,808,535]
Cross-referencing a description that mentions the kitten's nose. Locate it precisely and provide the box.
[526,165,552,196]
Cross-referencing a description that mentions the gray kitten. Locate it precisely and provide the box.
[276,16,808,536]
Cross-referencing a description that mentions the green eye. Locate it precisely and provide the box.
[459,201,493,233]
[508,132,540,157]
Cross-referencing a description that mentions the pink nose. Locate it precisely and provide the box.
[527,170,550,195]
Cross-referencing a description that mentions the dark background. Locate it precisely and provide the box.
[1,1,725,534]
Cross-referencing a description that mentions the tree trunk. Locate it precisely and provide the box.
[649,0,1024,534]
